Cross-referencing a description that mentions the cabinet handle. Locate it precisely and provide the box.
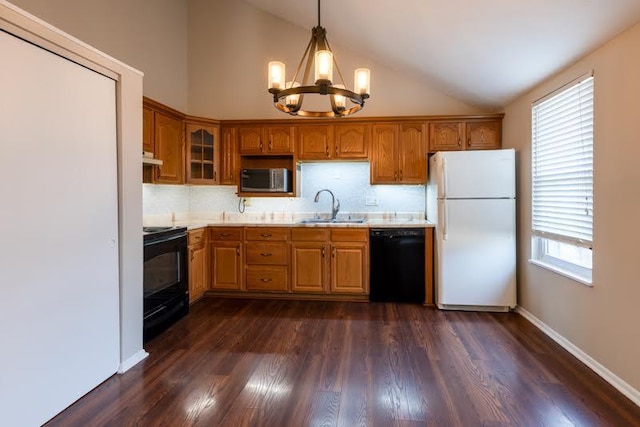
[269,136,273,151]
[236,245,240,256]
[260,278,272,282]
[259,142,263,150]
[155,165,161,180]
[260,233,272,238]
[394,171,398,181]
[321,246,326,258]
[332,247,336,258]
[213,171,217,181]
[260,253,272,257]
[326,144,330,157]
[399,170,403,181]
[467,137,472,147]
[458,138,462,146]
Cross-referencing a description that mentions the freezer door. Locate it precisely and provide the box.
[440,149,515,199]
[436,199,516,308]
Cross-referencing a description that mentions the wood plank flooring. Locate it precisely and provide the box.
[46,298,640,426]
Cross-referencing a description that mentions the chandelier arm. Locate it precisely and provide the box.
[301,31,318,86]
[324,38,347,88]
[291,35,314,86]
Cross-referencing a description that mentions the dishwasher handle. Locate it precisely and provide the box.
[370,228,425,238]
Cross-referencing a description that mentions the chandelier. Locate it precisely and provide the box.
[267,0,371,118]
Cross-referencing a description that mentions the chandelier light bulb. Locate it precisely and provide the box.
[314,50,333,83]
[285,81,300,108]
[268,61,285,90]
[354,68,370,95]
[333,84,346,110]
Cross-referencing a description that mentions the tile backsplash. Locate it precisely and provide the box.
[143,162,425,221]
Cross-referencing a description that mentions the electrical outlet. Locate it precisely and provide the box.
[365,195,378,206]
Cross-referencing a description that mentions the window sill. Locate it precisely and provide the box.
[528,259,593,287]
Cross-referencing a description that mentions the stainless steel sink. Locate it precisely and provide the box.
[298,218,365,224]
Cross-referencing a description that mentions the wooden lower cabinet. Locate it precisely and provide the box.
[188,229,208,303]
[210,227,243,290]
[245,266,288,292]
[329,229,368,295]
[291,228,330,293]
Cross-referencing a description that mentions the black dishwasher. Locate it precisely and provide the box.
[369,228,425,303]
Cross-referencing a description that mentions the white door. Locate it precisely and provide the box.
[0,31,119,426]
[436,198,516,308]
[437,149,516,199]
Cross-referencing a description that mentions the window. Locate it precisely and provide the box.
[530,73,593,284]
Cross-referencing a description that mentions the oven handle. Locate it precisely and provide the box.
[144,305,167,320]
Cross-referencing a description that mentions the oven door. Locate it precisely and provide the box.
[143,233,188,317]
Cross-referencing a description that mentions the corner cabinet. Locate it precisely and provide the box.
[371,123,427,184]
[185,121,219,185]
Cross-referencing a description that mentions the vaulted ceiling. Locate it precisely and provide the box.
[242,0,640,110]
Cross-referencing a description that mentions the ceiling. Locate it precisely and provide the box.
[242,0,640,110]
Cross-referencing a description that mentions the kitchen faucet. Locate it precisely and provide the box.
[314,189,340,220]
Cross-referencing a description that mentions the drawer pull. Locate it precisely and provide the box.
[260,253,272,257]
[260,233,272,238]
[220,233,231,237]
[260,278,272,282]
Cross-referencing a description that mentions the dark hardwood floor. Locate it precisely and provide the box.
[47,298,640,426]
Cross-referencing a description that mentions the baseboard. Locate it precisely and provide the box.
[517,307,640,407]
[118,349,149,374]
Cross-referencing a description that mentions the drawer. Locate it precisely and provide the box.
[188,228,206,246]
[245,266,288,292]
[246,242,288,265]
[210,227,244,241]
[245,227,290,241]
[331,228,368,242]
[291,228,329,242]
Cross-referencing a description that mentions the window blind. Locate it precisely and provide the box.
[532,75,593,248]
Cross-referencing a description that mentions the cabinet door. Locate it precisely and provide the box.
[330,242,368,294]
[185,123,219,185]
[370,124,398,184]
[188,243,207,303]
[291,242,328,293]
[265,126,295,154]
[211,241,243,290]
[239,126,264,154]
[220,127,239,185]
[142,106,154,153]
[398,123,427,184]
[155,112,184,184]
[466,120,501,150]
[298,125,332,160]
[334,123,369,159]
[429,122,464,152]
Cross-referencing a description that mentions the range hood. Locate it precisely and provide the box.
[142,151,163,166]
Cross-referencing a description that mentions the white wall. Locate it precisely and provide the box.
[10,0,189,111]
[187,0,487,119]
[502,21,640,395]
[143,162,426,219]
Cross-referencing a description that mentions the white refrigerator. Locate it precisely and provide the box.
[426,149,516,311]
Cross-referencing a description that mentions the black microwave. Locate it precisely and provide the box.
[240,168,292,192]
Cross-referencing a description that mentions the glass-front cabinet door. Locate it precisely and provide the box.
[186,122,220,184]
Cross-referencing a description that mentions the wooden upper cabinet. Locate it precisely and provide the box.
[266,126,295,154]
[239,126,294,154]
[398,123,427,184]
[298,125,333,160]
[221,126,239,185]
[466,120,501,150]
[429,122,464,152]
[154,112,184,184]
[371,123,427,184]
[238,126,263,154]
[185,122,219,185]
[334,123,369,159]
[371,124,398,183]
[142,106,154,153]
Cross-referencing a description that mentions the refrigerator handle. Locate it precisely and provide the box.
[441,158,448,198]
[442,200,448,241]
